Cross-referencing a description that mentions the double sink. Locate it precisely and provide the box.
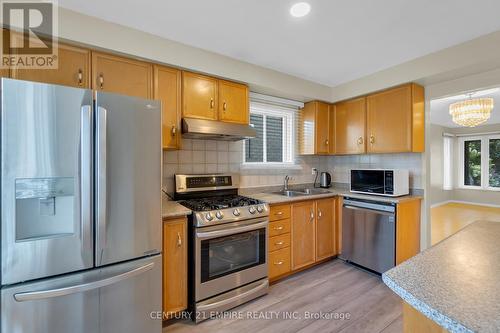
[272,188,332,197]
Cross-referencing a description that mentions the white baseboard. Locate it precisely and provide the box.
[431,200,500,209]
[430,200,454,208]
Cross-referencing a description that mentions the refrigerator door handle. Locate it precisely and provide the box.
[80,105,93,253]
[97,106,108,256]
[13,262,155,302]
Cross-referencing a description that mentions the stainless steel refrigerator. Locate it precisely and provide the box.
[0,78,162,333]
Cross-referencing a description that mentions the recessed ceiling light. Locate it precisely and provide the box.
[290,2,311,18]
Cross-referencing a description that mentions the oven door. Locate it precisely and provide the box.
[194,217,268,302]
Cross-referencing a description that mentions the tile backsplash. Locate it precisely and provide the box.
[163,139,423,194]
[327,153,423,189]
[163,139,329,194]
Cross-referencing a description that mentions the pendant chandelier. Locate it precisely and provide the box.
[449,97,494,127]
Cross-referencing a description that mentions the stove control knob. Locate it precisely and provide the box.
[216,211,224,219]
[233,208,241,217]
[257,205,264,213]
[205,213,214,221]
[249,206,257,214]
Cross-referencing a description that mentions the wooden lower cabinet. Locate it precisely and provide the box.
[269,198,337,282]
[162,217,187,317]
[396,199,421,264]
[291,201,316,270]
[269,247,291,279]
[403,302,446,333]
[315,198,336,261]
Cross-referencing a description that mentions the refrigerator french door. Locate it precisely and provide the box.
[0,78,162,333]
[1,79,94,285]
[1,255,161,333]
[95,92,162,266]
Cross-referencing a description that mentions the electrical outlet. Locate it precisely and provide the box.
[312,168,317,175]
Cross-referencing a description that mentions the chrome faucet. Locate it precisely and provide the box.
[283,175,290,191]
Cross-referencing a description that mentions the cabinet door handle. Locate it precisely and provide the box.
[275,211,283,216]
[325,139,329,146]
[99,74,104,90]
[275,241,284,246]
[318,209,322,219]
[177,232,182,247]
[310,209,314,222]
[210,98,214,109]
[274,261,284,265]
[370,135,375,144]
[77,69,83,86]
[273,226,284,231]
[357,137,364,145]
[171,125,177,136]
[223,102,227,111]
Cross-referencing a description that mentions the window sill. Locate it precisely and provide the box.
[240,163,302,171]
[456,186,500,192]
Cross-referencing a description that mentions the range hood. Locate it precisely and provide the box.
[181,118,256,141]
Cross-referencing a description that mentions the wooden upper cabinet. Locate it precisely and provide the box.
[315,198,336,261]
[315,102,330,154]
[92,52,152,98]
[366,83,424,153]
[9,32,90,88]
[334,97,366,155]
[291,201,316,270]
[218,80,249,124]
[182,71,218,120]
[328,104,336,154]
[163,218,188,316]
[299,101,331,155]
[154,65,181,150]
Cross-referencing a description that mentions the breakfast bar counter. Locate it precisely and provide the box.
[383,221,500,333]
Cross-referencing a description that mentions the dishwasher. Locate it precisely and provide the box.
[340,197,396,274]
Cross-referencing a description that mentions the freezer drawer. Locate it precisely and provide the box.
[1,255,162,333]
[95,92,162,267]
[341,199,396,274]
[1,78,94,285]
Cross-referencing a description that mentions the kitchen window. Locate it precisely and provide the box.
[459,135,500,190]
[243,95,300,167]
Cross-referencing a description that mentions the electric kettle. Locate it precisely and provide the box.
[320,172,332,188]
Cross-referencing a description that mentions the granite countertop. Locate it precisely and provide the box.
[382,221,500,333]
[162,196,191,219]
[247,188,421,205]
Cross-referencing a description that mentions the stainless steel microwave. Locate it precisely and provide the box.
[350,169,409,197]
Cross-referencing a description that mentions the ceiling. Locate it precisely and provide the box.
[58,0,500,87]
[430,88,500,128]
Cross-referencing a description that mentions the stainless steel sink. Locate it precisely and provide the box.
[300,188,332,195]
[271,190,307,197]
[271,188,332,197]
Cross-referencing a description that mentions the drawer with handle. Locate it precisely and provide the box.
[269,204,291,222]
[269,247,291,279]
[269,219,291,237]
[268,233,290,252]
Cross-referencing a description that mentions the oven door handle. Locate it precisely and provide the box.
[196,221,268,240]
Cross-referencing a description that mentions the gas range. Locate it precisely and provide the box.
[174,174,269,227]
[174,174,270,320]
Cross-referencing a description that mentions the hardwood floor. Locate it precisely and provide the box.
[431,202,500,245]
[163,260,403,333]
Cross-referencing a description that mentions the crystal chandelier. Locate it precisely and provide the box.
[449,97,494,127]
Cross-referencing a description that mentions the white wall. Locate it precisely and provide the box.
[428,124,453,205]
[330,30,500,102]
[56,8,332,102]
